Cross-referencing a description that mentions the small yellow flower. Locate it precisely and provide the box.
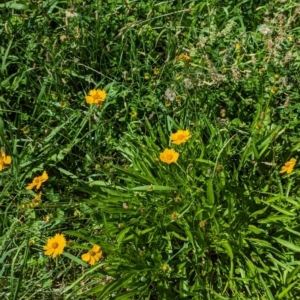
[176,53,191,62]
[235,43,241,51]
[280,158,296,174]
[43,233,66,258]
[170,130,191,145]
[44,215,51,222]
[22,126,30,134]
[153,67,160,75]
[270,86,278,94]
[174,196,181,203]
[81,244,102,266]
[165,100,171,107]
[175,73,182,80]
[85,89,107,105]
[162,265,169,271]
[144,73,150,80]
[29,240,35,246]
[171,212,178,220]
[159,149,179,164]
[130,110,138,118]
[26,171,48,190]
[258,68,264,75]
[274,74,279,79]
[0,150,12,171]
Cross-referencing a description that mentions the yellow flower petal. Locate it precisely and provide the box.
[82,253,91,262]
[94,251,102,261]
[41,171,48,180]
[26,182,36,190]
[44,248,54,256]
[89,255,96,266]
[92,244,101,252]
[4,155,11,164]
[85,96,95,104]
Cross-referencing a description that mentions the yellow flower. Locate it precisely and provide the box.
[170,130,191,145]
[0,150,12,171]
[43,233,66,258]
[144,73,150,80]
[26,171,48,190]
[44,215,51,222]
[176,53,191,62]
[235,43,241,51]
[85,89,107,105]
[162,265,169,271]
[81,244,102,266]
[153,67,159,75]
[159,149,179,164]
[130,110,137,118]
[165,100,171,107]
[270,86,278,94]
[280,158,296,174]
[171,212,178,220]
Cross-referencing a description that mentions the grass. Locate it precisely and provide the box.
[1,0,300,299]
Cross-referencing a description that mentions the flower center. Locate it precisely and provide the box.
[52,242,59,249]
[177,135,184,140]
[34,178,41,184]
[166,154,173,160]
[89,250,96,256]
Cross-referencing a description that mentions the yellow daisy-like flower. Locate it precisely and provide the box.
[43,233,66,258]
[176,53,191,62]
[159,149,179,164]
[279,158,296,174]
[170,130,191,145]
[0,150,12,171]
[81,244,103,266]
[85,89,107,105]
[26,171,48,190]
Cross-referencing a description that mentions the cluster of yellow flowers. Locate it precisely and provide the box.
[43,233,102,265]
[159,130,191,164]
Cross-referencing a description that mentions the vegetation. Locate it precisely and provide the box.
[1,0,300,299]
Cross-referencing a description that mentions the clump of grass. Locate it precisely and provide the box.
[1,0,300,299]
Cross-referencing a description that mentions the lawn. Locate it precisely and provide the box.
[1,0,300,299]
